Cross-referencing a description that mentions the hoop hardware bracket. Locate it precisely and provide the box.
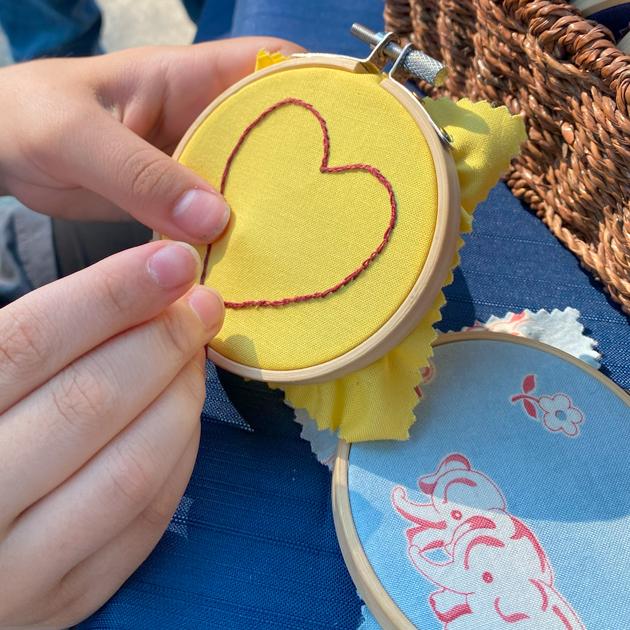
[351,23,447,87]
[351,24,452,145]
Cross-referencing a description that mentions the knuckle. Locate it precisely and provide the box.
[166,364,205,439]
[51,361,112,432]
[43,585,80,630]
[157,309,196,366]
[104,435,157,509]
[180,360,206,408]
[94,266,134,317]
[43,581,95,630]
[140,496,178,530]
[0,306,52,375]
[23,101,82,172]
[123,147,174,200]
[0,581,52,628]
[22,118,64,171]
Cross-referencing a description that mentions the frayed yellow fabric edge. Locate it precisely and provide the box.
[255,50,526,442]
[254,49,289,70]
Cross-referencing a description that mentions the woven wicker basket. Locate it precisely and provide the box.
[384,0,630,314]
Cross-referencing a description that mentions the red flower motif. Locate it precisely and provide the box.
[510,375,584,438]
[538,394,584,437]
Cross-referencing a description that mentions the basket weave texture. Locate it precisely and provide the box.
[384,0,630,314]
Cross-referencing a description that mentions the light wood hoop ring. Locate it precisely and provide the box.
[170,54,461,384]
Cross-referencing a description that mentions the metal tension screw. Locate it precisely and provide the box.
[351,23,447,87]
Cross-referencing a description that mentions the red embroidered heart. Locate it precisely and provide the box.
[201,97,397,309]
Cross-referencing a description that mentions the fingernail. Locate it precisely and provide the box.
[147,242,200,289]
[172,189,230,243]
[187,286,225,334]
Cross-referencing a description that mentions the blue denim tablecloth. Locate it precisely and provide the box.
[8,1,617,627]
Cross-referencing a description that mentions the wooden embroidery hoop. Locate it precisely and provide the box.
[331,331,630,630]
[168,31,461,385]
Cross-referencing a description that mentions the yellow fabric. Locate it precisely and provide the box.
[254,49,287,69]
[423,97,527,214]
[177,50,525,441]
[179,64,438,370]
[280,80,526,441]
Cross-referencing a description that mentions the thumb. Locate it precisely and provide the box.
[68,109,230,243]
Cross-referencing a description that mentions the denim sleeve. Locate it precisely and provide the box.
[0,0,101,61]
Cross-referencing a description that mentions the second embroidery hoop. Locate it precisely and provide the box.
[332,331,630,629]
[171,27,461,384]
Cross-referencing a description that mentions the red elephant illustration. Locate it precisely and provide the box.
[392,454,584,628]
[391,453,507,554]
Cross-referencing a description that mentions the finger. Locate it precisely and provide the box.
[44,429,199,629]
[0,239,201,412]
[66,107,231,244]
[0,283,219,518]
[10,181,130,222]
[66,37,303,240]
[5,357,204,595]
[153,37,306,141]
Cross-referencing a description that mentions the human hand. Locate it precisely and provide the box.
[0,37,301,243]
[0,240,223,627]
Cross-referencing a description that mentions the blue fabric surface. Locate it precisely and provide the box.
[440,183,630,389]
[590,3,630,41]
[201,361,251,431]
[74,0,628,628]
[206,0,384,54]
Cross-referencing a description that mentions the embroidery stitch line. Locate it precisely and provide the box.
[200,97,398,309]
